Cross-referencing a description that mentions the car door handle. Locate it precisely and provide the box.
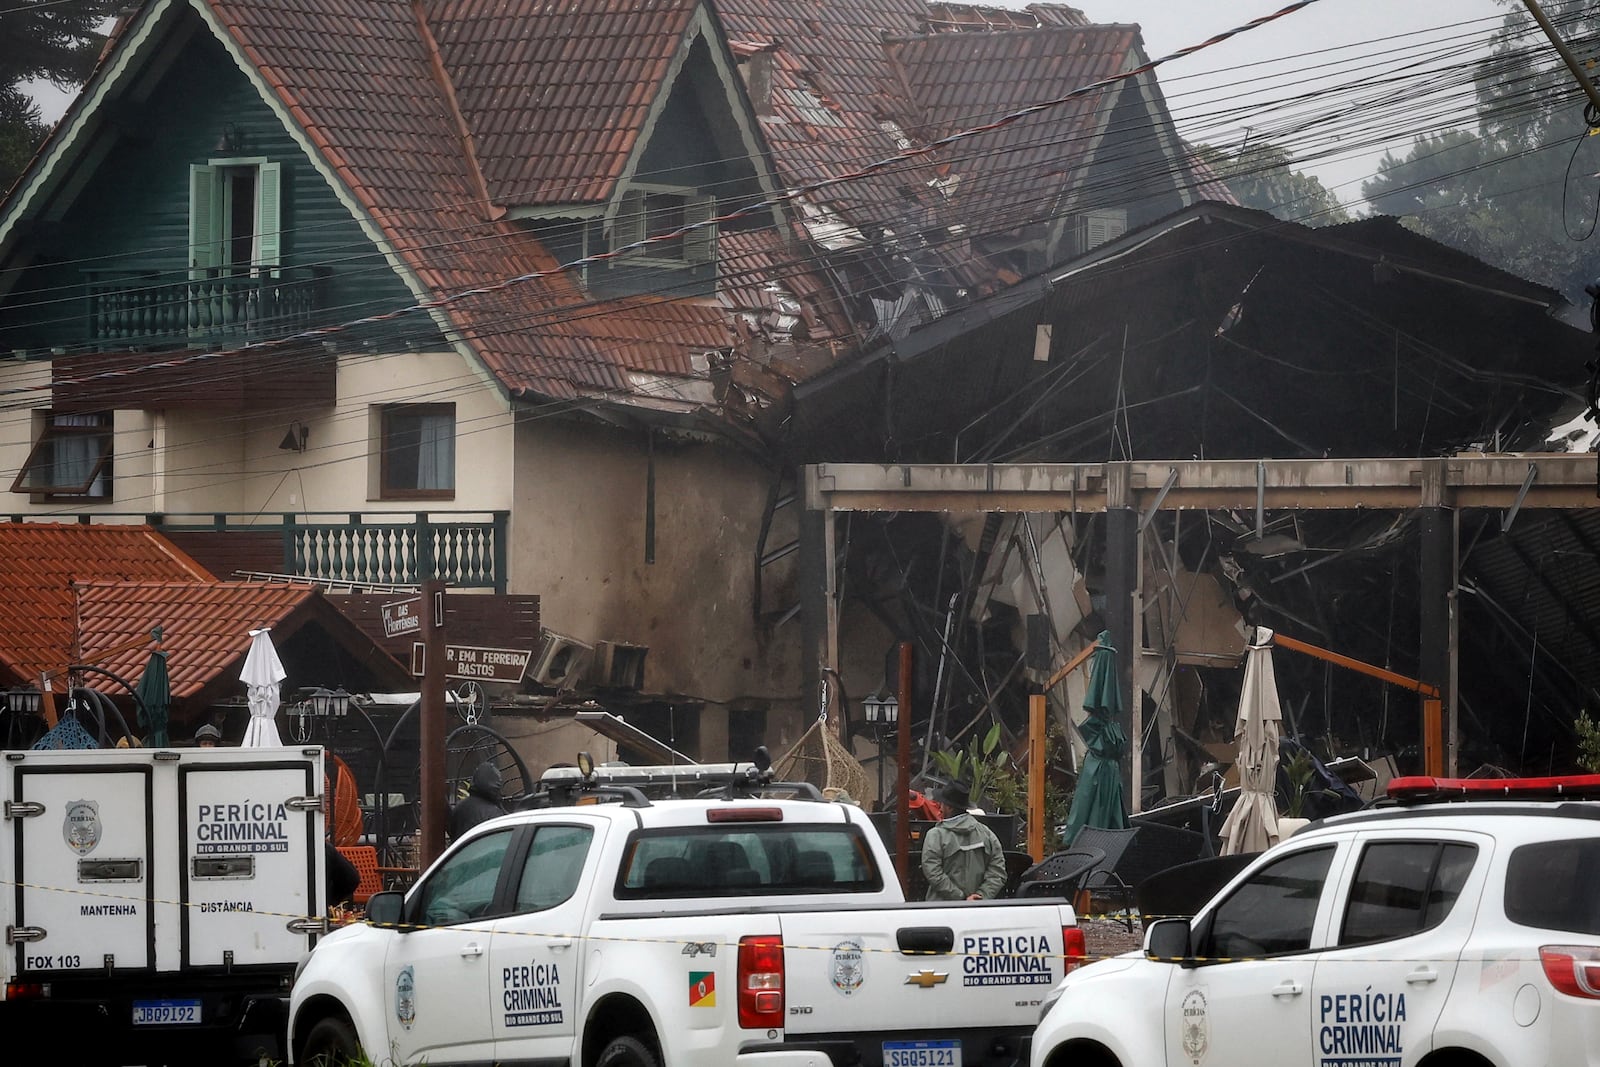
[549,937,574,951]
[460,942,485,959]
[1406,967,1439,985]
[1271,980,1304,997]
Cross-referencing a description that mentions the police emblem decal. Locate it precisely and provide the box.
[396,965,416,1030]
[63,799,100,856]
[1181,988,1208,1062]
[830,939,866,996]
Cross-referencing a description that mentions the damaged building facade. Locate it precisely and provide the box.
[795,204,1597,806]
[0,0,1216,773]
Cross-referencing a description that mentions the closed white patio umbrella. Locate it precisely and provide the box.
[1219,626,1283,855]
[241,628,287,747]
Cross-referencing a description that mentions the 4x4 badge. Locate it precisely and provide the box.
[905,970,948,989]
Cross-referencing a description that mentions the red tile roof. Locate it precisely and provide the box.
[428,0,698,206]
[182,0,1163,402]
[0,524,213,690]
[74,581,321,700]
[885,24,1140,237]
[205,0,728,401]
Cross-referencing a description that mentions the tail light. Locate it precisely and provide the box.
[4,981,46,1000]
[1062,927,1088,975]
[1541,946,1600,999]
[738,934,785,1029]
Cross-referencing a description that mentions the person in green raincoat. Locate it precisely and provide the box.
[920,780,1007,900]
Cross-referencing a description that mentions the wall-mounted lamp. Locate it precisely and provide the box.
[303,687,351,717]
[215,123,242,154]
[278,421,309,452]
[862,687,899,806]
[3,687,43,716]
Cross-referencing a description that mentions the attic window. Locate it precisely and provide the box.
[11,411,113,498]
[785,86,844,128]
[612,187,717,265]
[1072,208,1128,255]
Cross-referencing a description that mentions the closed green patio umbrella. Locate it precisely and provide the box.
[1061,631,1129,844]
[134,649,171,748]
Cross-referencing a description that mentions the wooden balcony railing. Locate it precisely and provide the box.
[82,266,330,344]
[1,511,510,594]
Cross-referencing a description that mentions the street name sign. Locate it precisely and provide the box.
[381,596,423,638]
[410,643,533,683]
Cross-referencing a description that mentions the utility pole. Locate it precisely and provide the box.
[420,581,447,867]
[1520,0,1600,115]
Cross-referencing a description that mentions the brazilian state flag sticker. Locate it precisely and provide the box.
[690,971,716,1007]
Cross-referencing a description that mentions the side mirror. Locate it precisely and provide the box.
[1144,917,1195,967]
[365,890,406,928]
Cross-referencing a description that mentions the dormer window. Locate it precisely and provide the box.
[612,186,717,266]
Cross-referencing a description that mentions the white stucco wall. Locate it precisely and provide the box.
[0,350,514,520]
[511,417,801,707]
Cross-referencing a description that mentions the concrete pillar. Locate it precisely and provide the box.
[798,507,831,731]
[1104,463,1139,807]
[1418,459,1455,776]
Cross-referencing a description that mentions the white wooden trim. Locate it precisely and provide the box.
[0,0,180,252]
[609,3,786,231]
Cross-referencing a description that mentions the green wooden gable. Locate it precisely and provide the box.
[0,29,426,356]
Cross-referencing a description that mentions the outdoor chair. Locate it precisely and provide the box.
[337,844,382,907]
[1067,826,1139,928]
[1118,822,1208,888]
[1015,846,1106,900]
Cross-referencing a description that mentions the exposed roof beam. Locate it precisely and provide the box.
[806,455,1600,514]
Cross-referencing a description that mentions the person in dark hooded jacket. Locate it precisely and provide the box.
[448,761,507,841]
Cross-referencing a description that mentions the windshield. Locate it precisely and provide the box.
[615,824,884,898]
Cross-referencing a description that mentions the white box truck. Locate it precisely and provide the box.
[3,746,327,1065]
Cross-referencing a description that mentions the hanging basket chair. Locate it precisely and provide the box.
[32,714,98,750]
[775,715,870,804]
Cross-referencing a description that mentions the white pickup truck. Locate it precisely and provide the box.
[288,757,1083,1067]
[1,745,328,1066]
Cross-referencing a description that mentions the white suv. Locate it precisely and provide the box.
[1031,775,1600,1067]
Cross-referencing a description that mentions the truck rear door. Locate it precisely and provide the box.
[180,756,321,967]
[778,902,1072,1049]
[13,759,154,975]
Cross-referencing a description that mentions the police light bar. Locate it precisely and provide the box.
[1388,774,1600,803]
[540,762,743,785]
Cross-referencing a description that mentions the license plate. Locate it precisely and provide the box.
[132,999,201,1025]
[883,1039,962,1067]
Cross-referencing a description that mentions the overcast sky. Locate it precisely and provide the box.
[1074,0,1511,205]
[28,0,1515,207]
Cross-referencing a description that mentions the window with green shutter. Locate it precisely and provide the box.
[608,185,717,267]
[188,159,283,276]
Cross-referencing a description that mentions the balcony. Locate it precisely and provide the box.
[53,266,337,412]
[2,512,510,593]
[82,266,330,346]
